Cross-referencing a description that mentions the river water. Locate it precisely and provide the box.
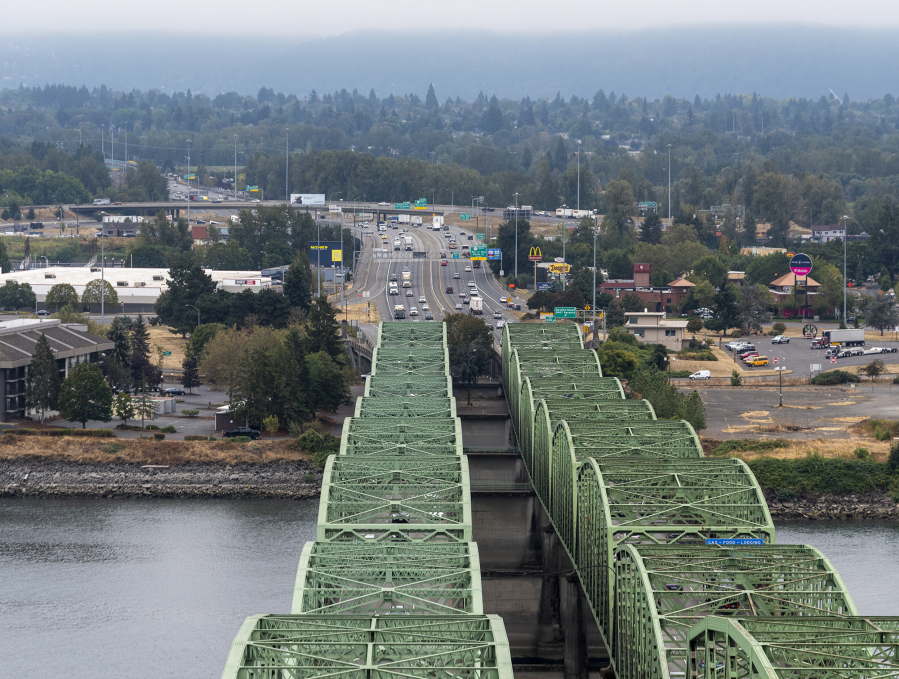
[2,500,898,678]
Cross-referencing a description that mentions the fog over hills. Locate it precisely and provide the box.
[2,26,897,101]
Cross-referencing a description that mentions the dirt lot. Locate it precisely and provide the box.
[695,384,899,459]
[148,325,190,372]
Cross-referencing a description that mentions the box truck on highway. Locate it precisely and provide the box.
[93,198,110,205]
[404,236,413,251]
[402,270,412,288]
[393,238,401,251]
[470,298,484,315]
[821,328,866,347]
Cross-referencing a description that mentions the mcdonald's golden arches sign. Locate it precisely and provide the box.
[528,247,542,262]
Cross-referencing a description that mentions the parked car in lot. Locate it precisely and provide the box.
[771,335,790,344]
[689,370,711,380]
[223,427,260,440]
[164,387,185,396]
[746,356,770,366]
[740,351,759,360]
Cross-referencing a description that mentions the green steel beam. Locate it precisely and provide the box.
[364,375,453,398]
[339,417,463,457]
[502,323,584,386]
[688,617,899,679]
[370,347,449,377]
[292,541,482,615]
[518,377,627,468]
[222,614,514,679]
[543,420,705,560]
[354,397,456,419]
[507,348,603,432]
[615,545,858,679]
[377,322,448,348]
[575,457,775,652]
[318,455,472,542]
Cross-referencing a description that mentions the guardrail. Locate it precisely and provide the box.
[469,483,533,494]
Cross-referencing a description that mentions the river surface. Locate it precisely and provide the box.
[2,500,899,678]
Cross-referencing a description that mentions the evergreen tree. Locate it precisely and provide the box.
[181,357,201,393]
[130,314,161,387]
[640,213,663,244]
[58,363,113,428]
[279,327,310,427]
[306,295,345,363]
[284,249,313,311]
[25,333,59,423]
[554,137,569,172]
[425,84,439,110]
[305,351,349,418]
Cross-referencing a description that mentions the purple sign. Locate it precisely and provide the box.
[789,253,812,277]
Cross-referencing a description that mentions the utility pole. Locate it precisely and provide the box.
[592,216,597,345]
[514,192,520,280]
[186,139,191,226]
[233,135,238,201]
[285,128,289,201]
[100,226,105,323]
[577,139,581,212]
[667,143,672,228]
[842,215,849,323]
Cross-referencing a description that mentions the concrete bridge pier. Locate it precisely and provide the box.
[538,525,563,655]
[563,573,588,679]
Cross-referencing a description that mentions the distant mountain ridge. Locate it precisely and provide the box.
[2,26,897,102]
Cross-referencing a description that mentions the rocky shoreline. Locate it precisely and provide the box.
[764,490,899,520]
[0,459,322,499]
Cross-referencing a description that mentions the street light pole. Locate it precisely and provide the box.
[100,226,105,323]
[186,139,191,226]
[285,128,289,201]
[667,143,672,228]
[514,192,520,281]
[592,216,597,344]
[843,214,849,323]
[577,140,581,212]
[233,135,238,201]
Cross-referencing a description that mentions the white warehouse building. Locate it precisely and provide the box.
[0,267,273,314]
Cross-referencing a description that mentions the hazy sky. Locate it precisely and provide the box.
[8,0,899,34]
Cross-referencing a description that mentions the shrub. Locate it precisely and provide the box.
[152,433,165,440]
[161,425,177,433]
[686,319,703,334]
[875,425,893,441]
[730,369,742,386]
[4,428,115,438]
[772,322,786,334]
[710,439,788,457]
[810,370,860,385]
[853,446,871,460]
[145,424,160,430]
[889,441,899,472]
[288,421,304,438]
[227,435,252,443]
[893,375,899,385]
[184,434,212,441]
[181,409,200,418]
[669,370,692,378]
[748,457,893,496]
[292,430,340,468]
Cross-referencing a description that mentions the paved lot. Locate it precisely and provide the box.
[694,384,899,441]
[715,336,899,377]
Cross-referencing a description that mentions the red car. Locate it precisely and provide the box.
[440,260,448,266]
[740,351,759,361]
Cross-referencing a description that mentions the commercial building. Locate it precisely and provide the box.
[0,318,113,422]
[622,310,689,351]
[0,266,272,314]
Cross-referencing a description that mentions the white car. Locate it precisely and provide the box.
[455,303,463,310]
[422,303,429,311]
[493,311,502,319]
[689,370,711,380]
[419,296,426,303]
[378,202,389,206]
[465,265,471,272]
[496,320,505,330]
[409,306,419,316]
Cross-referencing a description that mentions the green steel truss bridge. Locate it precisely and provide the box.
[222,321,513,679]
[498,322,876,679]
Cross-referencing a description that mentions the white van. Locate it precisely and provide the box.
[688,370,711,380]
[389,283,398,295]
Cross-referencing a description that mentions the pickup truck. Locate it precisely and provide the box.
[222,426,260,440]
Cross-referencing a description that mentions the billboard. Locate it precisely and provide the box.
[291,194,326,206]
[309,241,343,266]
[486,248,502,261]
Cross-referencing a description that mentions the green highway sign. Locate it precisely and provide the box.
[452,252,460,259]
[394,202,411,210]
[460,213,471,220]
[545,316,556,323]
[414,198,427,208]
[470,245,487,261]
[554,306,576,318]
[162,351,172,356]
[476,233,485,240]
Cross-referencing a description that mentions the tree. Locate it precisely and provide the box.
[690,255,728,287]
[153,257,217,336]
[686,318,703,334]
[597,347,639,380]
[25,333,59,423]
[737,284,773,333]
[284,249,313,311]
[706,284,740,333]
[445,313,493,405]
[133,389,157,429]
[862,359,886,382]
[640,213,663,244]
[263,415,280,438]
[865,294,899,335]
[0,281,36,312]
[130,314,161,387]
[305,351,350,418]
[186,322,225,359]
[425,83,439,110]
[745,252,790,286]
[81,279,118,311]
[45,283,79,311]
[57,363,113,428]
[306,295,345,362]
[181,357,201,393]
[113,392,135,427]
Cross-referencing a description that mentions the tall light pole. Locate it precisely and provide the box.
[514,192,520,280]
[101,124,105,158]
[100,225,105,323]
[233,134,238,201]
[186,139,191,226]
[576,139,581,212]
[592,216,597,343]
[285,128,290,201]
[667,143,672,228]
[842,214,849,323]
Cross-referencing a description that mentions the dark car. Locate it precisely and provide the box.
[446,286,454,293]
[164,387,185,396]
[223,427,260,440]
[467,235,473,240]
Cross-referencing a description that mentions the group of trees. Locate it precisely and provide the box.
[199,295,351,428]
